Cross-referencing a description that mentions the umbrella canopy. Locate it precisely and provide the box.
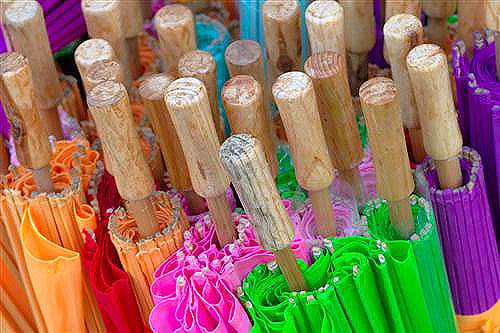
[452,34,500,238]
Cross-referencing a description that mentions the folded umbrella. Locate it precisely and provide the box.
[452,30,500,238]
[408,43,500,331]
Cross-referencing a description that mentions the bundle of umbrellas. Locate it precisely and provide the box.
[1,1,500,333]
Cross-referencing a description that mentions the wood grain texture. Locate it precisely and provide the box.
[486,0,500,30]
[82,0,133,87]
[3,1,62,111]
[359,77,414,201]
[220,134,295,252]
[138,73,192,191]
[407,44,462,161]
[309,187,336,238]
[178,50,224,142]
[165,77,230,198]
[0,53,52,170]
[338,0,376,95]
[0,140,8,175]
[457,0,487,52]
[224,40,273,130]
[154,4,196,75]
[75,38,117,92]
[275,246,308,291]
[304,52,363,171]
[119,0,143,79]
[206,192,235,246]
[387,198,415,239]
[422,0,456,50]
[222,75,278,179]
[383,14,423,130]
[87,81,155,201]
[272,71,334,191]
[385,0,422,21]
[85,60,124,92]
[305,0,345,56]
[4,0,63,139]
[263,0,302,85]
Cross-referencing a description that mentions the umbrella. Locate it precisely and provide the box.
[3,0,64,139]
[408,43,500,331]
[87,79,190,326]
[0,51,106,332]
[383,14,426,163]
[452,30,500,238]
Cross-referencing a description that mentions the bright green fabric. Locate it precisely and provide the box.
[240,196,457,333]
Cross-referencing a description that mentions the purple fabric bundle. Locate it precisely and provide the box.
[421,147,500,315]
[452,36,500,239]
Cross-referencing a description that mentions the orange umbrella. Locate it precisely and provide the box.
[0,52,105,333]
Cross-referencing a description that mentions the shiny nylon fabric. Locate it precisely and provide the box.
[240,196,457,333]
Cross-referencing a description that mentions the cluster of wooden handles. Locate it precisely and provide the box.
[1,0,486,292]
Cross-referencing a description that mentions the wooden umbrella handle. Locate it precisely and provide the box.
[272,71,336,238]
[222,75,278,178]
[87,81,159,238]
[154,4,196,76]
[338,0,376,94]
[422,0,456,51]
[263,0,302,84]
[457,0,487,53]
[385,0,422,21]
[178,50,224,142]
[3,0,63,139]
[82,0,133,87]
[86,60,124,92]
[305,0,345,56]
[220,134,307,291]
[75,39,117,93]
[0,139,8,175]
[165,77,234,246]
[384,14,426,162]
[0,52,53,192]
[139,73,206,214]
[119,0,143,80]
[304,52,364,202]
[359,77,415,238]
[407,44,463,189]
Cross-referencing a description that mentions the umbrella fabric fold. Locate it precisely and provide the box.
[0,139,105,333]
[240,196,456,333]
[418,147,500,330]
[452,37,500,237]
[149,200,310,333]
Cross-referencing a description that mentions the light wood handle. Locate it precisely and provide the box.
[178,50,224,142]
[359,77,415,201]
[4,0,63,139]
[154,4,196,75]
[120,0,143,38]
[272,71,334,191]
[486,0,500,31]
[359,77,415,237]
[220,134,294,251]
[0,52,53,192]
[384,14,423,130]
[407,44,463,188]
[75,38,117,92]
[165,77,230,197]
[339,0,376,55]
[422,0,456,50]
[305,0,345,56]
[0,139,8,175]
[457,0,487,52]
[263,0,302,84]
[165,77,234,245]
[138,73,192,191]
[304,52,363,172]
[222,75,278,178]
[82,0,133,87]
[273,71,336,238]
[87,81,155,202]
[385,0,422,21]
[86,59,124,92]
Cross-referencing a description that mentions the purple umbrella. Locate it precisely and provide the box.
[452,33,500,240]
